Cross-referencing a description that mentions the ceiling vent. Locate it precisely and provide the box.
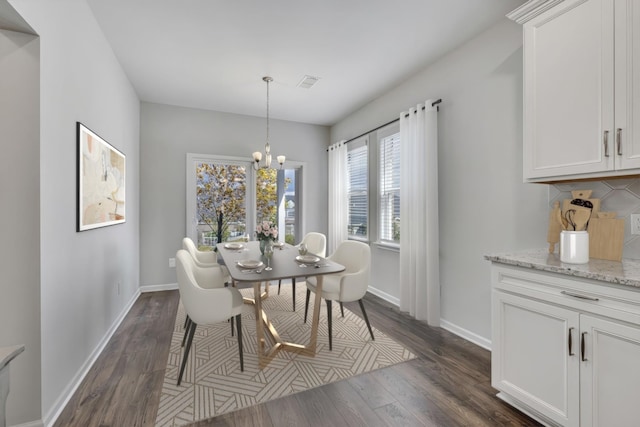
[296,75,320,89]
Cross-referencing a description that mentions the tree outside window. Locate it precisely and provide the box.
[196,163,246,249]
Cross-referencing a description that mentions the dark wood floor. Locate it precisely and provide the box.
[54,284,539,427]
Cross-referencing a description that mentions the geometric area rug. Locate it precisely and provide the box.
[154,281,415,426]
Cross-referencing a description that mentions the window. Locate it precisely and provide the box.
[256,166,296,245]
[342,123,400,248]
[379,132,400,244]
[195,161,248,249]
[347,137,368,239]
[186,154,307,249]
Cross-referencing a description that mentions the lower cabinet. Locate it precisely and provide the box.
[579,315,640,427]
[491,264,640,427]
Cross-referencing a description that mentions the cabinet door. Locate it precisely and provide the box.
[614,0,640,170]
[579,315,640,427]
[492,291,580,426]
[523,0,614,180]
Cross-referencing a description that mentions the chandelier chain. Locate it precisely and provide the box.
[265,77,271,152]
[253,76,283,170]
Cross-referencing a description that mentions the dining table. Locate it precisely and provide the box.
[216,240,345,368]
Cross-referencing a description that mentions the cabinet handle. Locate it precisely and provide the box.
[617,128,622,155]
[604,130,610,157]
[581,332,588,361]
[568,327,575,356]
[561,290,599,301]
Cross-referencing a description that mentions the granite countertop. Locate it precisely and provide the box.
[484,249,640,288]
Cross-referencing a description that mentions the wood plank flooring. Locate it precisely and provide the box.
[54,285,540,427]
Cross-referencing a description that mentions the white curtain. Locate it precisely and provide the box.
[399,101,440,325]
[327,141,348,255]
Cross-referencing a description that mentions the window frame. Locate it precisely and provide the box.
[377,125,401,248]
[346,136,369,242]
[186,154,255,246]
[344,122,401,250]
[186,153,307,246]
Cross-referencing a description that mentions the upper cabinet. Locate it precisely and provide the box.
[510,0,640,182]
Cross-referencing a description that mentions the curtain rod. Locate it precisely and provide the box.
[329,99,442,150]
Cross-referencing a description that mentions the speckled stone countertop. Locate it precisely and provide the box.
[484,249,640,288]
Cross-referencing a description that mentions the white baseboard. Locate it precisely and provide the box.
[366,288,492,351]
[440,318,492,351]
[42,289,141,427]
[11,420,44,427]
[366,286,399,306]
[140,282,178,293]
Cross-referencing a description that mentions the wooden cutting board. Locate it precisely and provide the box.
[588,214,624,261]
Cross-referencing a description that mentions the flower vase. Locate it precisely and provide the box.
[260,240,266,255]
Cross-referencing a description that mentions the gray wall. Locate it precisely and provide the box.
[0,28,41,425]
[140,102,329,287]
[331,20,548,344]
[9,0,141,423]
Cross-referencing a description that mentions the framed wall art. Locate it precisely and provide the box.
[77,122,126,231]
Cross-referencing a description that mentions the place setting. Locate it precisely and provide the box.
[223,240,248,252]
[294,243,327,268]
[236,259,264,273]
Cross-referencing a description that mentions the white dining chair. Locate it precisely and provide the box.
[175,249,244,385]
[182,237,231,283]
[277,232,327,312]
[304,240,374,351]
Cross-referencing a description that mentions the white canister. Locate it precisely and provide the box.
[560,230,589,264]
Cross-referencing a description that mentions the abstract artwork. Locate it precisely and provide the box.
[77,122,125,231]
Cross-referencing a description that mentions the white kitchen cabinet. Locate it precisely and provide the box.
[510,0,640,181]
[491,264,640,427]
[492,291,580,426]
[579,315,640,427]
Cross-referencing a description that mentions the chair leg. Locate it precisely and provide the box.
[236,314,244,372]
[178,321,197,386]
[183,314,190,329]
[278,279,282,295]
[181,317,192,347]
[340,302,344,318]
[292,277,296,312]
[230,316,235,337]
[358,299,375,341]
[304,289,311,323]
[326,299,333,351]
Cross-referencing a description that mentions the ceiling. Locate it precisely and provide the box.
[0,0,34,34]
[86,0,524,126]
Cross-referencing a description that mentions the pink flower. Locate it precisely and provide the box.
[256,220,278,241]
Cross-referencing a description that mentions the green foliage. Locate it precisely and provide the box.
[393,217,400,242]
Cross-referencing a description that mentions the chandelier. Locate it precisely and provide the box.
[253,76,285,170]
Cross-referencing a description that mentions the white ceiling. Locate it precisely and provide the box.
[86,0,524,126]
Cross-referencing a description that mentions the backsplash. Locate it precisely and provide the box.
[550,178,640,260]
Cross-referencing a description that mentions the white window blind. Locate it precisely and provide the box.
[347,141,368,239]
[379,132,400,243]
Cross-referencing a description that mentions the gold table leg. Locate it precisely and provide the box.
[253,275,323,368]
[243,281,269,305]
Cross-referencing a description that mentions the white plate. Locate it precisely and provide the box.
[224,242,245,250]
[295,255,320,264]
[272,241,284,248]
[237,260,263,269]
